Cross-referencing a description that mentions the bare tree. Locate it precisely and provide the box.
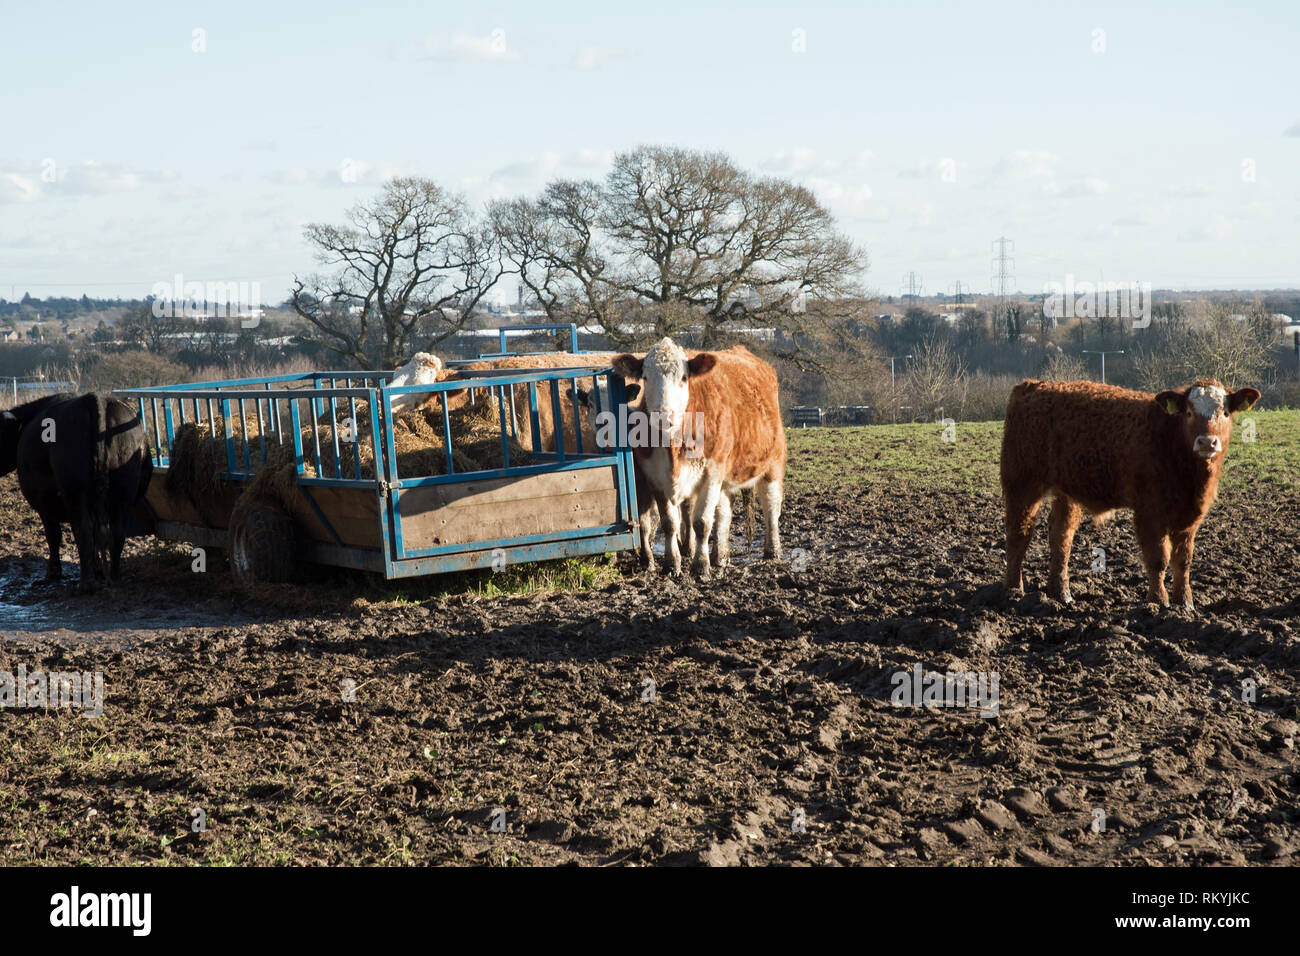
[1040,350,1087,381]
[494,145,867,349]
[904,335,969,420]
[1131,298,1275,391]
[291,178,503,369]
[118,301,187,352]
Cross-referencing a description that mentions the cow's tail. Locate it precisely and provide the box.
[88,392,112,577]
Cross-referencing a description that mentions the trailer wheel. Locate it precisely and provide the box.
[229,500,296,585]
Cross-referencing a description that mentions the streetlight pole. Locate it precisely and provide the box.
[1082,349,1125,385]
[888,354,912,391]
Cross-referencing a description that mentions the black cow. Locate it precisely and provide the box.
[1,392,154,592]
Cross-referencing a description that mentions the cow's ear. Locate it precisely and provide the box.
[687,353,718,378]
[624,383,641,403]
[612,354,643,379]
[1155,390,1185,415]
[1228,387,1260,413]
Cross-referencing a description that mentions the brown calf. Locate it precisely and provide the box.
[1001,378,1259,609]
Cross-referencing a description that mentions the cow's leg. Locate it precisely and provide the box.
[39,513,63,582]
[1047,494,1083,603]
[1134,513,1171,606]
[679,496,695,564]
[712,493,733,569]
[638,495,658,571]
[109,514,126,583]
[69,504,99,594]
[1003,485,1043,592]
[659,493,684,577]
[691,480,722,579]
[633,464,658,570]
[1169,524,1199,610]
[758,477,782,560]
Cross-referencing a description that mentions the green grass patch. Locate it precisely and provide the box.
[785,408,1300,496]
[349,552,622,605]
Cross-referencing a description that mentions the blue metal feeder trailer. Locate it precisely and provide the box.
[116,348,641,583]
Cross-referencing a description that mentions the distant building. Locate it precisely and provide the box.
[0,326,19,343]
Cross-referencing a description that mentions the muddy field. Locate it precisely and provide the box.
[1,421,1297,866]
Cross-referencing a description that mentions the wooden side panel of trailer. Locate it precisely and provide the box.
[143,471,382,550]
[395,467,620,551]
[143,466,621,556]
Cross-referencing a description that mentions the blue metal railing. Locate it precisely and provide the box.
[493,322,580,356]
[114,358,641,577]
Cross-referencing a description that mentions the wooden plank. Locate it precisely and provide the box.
[397,467,619,548]
[289,486,381,550]
[145,470,381,549]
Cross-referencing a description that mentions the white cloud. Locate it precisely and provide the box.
[487,149,613,183]
[0,160,175,202]
[0,172,41,204]
[265,160,414,188]
[1177,215,1237,242]
[1039,177,1109,198]
[267,166,318,185]
[1164,182,1212,198]
[992,149,1060,182]
[806,178,874,212]
[422,30,521,63]
[1283,120,1300,137]
[764,147,821,174]
[574,46,628,70]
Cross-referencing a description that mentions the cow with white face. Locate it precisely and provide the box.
[1175,382,1238,459]
[388,353,444,415]
[613,338,785,578]
[1002,376,1260,609]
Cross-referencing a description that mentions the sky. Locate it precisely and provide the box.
[1,0,1298,305]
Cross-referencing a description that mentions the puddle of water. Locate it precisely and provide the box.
[0,566,66,631]
[648,529,769,566]
[0,563,232,641]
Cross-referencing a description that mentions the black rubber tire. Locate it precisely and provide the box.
[229,500,296,585]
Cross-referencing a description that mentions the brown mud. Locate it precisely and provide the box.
[0,464,1296,866]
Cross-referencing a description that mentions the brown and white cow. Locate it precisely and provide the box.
[388,352,445,414]
[1001,377,1260,609]
[612,338,785,578]
[574,379,732,573]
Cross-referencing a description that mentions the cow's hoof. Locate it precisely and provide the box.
[693,563,712,581]
[1049,588,1074,605]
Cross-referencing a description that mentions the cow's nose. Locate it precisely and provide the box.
[1194,436,1221,455]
